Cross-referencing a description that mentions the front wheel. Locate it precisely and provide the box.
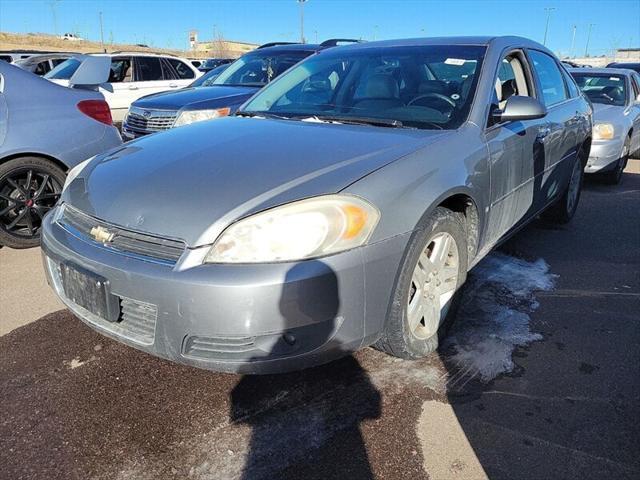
[602,137,630,185]
[542,154,583,224]
[0,157,65,248]
[374,207,468,359]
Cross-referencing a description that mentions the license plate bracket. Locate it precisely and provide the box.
[60,262,120,322]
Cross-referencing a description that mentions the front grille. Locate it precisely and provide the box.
[46,258,157,345]
[58,205,186,264]
[124,107,177,133]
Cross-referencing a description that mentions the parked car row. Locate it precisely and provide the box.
[122,39,358,139]
[44,52,202,122]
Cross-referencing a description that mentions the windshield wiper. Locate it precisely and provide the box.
[235,111,292,120]
[311,115,405,128]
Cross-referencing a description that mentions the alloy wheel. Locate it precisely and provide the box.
[0,168,62,239]
[407,232,459,340]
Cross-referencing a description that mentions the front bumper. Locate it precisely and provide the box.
[41,206,409,373]
[585,138,624,173]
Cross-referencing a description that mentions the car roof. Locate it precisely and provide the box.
[313,35,548,53]
[250,43,324,54]
[569,67,633,75]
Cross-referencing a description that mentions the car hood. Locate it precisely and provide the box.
[65,117,450,247]
[133,85,259,111]
[592,103,625,123]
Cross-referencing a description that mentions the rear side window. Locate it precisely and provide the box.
[561,68,580,98]
[136,57,164,81]
[166,58,195,79]
[631,73,640,98]
[529,50,568,106]
[0,56,11,62]
[109,58,133,82]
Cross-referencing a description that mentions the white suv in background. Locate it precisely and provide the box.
[45,52,202,122]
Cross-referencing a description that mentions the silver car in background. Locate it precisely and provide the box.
[42,36,591,374]
[0,60,122,248]
[570,67,640,183]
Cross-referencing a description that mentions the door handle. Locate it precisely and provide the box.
[128,85,138,90]
[169,83,178,88]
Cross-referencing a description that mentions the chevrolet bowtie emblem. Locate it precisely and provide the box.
[90,225,115,243]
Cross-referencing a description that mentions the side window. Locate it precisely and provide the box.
[166,58,195,79]
[108,58,132,83]
[561,68,580,98]
[630,74,640,100]
[136,57,164,82]
[491,53,531,119]
[528,50,568,107]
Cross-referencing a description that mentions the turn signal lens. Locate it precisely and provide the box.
[593,123,615,140]
[205,195,380,263]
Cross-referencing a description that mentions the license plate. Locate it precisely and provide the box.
[60,263,120,322]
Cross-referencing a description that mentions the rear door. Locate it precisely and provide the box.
[526,49,580,211]
[133,56,174,100]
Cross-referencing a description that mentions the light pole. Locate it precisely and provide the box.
[99,11,105,52]
[49,0,61,36]
[570,24,576,58]
[585,23,595,57]
[297,0,307,44]
[543,7,555,46]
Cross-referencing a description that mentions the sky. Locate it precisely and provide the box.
[0,0,638,57]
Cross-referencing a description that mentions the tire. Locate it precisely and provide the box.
[374,207,468,359]
[0,157,66,249]
[542,151,584,224]
[601,136,630,185]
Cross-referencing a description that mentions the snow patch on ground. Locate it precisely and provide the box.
[444,252,556,383]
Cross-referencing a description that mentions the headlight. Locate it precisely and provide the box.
[205,195,380,263]
[63,157,93,191]
[173,108,231,127]
[593,123,615,140]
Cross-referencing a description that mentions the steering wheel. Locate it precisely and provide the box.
[408,93,457,110]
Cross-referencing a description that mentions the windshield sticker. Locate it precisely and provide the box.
[445,58,466,66]
[609,77,620,81]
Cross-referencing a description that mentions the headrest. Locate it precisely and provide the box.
[364,74,400,99]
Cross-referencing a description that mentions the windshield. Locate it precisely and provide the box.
[44,57,81,80]
[213,50,312,87]
[571,73,628,106]
[190,64,230,87]
[241,44,486,130]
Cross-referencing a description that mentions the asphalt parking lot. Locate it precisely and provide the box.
[1,161,639,480]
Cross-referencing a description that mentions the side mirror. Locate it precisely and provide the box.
[492,96,547,122]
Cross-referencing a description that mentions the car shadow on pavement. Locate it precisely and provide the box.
[230,261,381,480]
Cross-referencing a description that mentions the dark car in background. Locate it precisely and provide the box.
[121,39,359,139]
[606,62,640,74]
[198,58,234,73]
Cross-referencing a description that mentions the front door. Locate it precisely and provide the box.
[483,51,546,246]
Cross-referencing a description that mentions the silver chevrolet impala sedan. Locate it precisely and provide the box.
[41,37,592,373]
[570,68,640,184]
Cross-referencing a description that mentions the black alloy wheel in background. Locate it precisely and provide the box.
[0,157,65,249]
